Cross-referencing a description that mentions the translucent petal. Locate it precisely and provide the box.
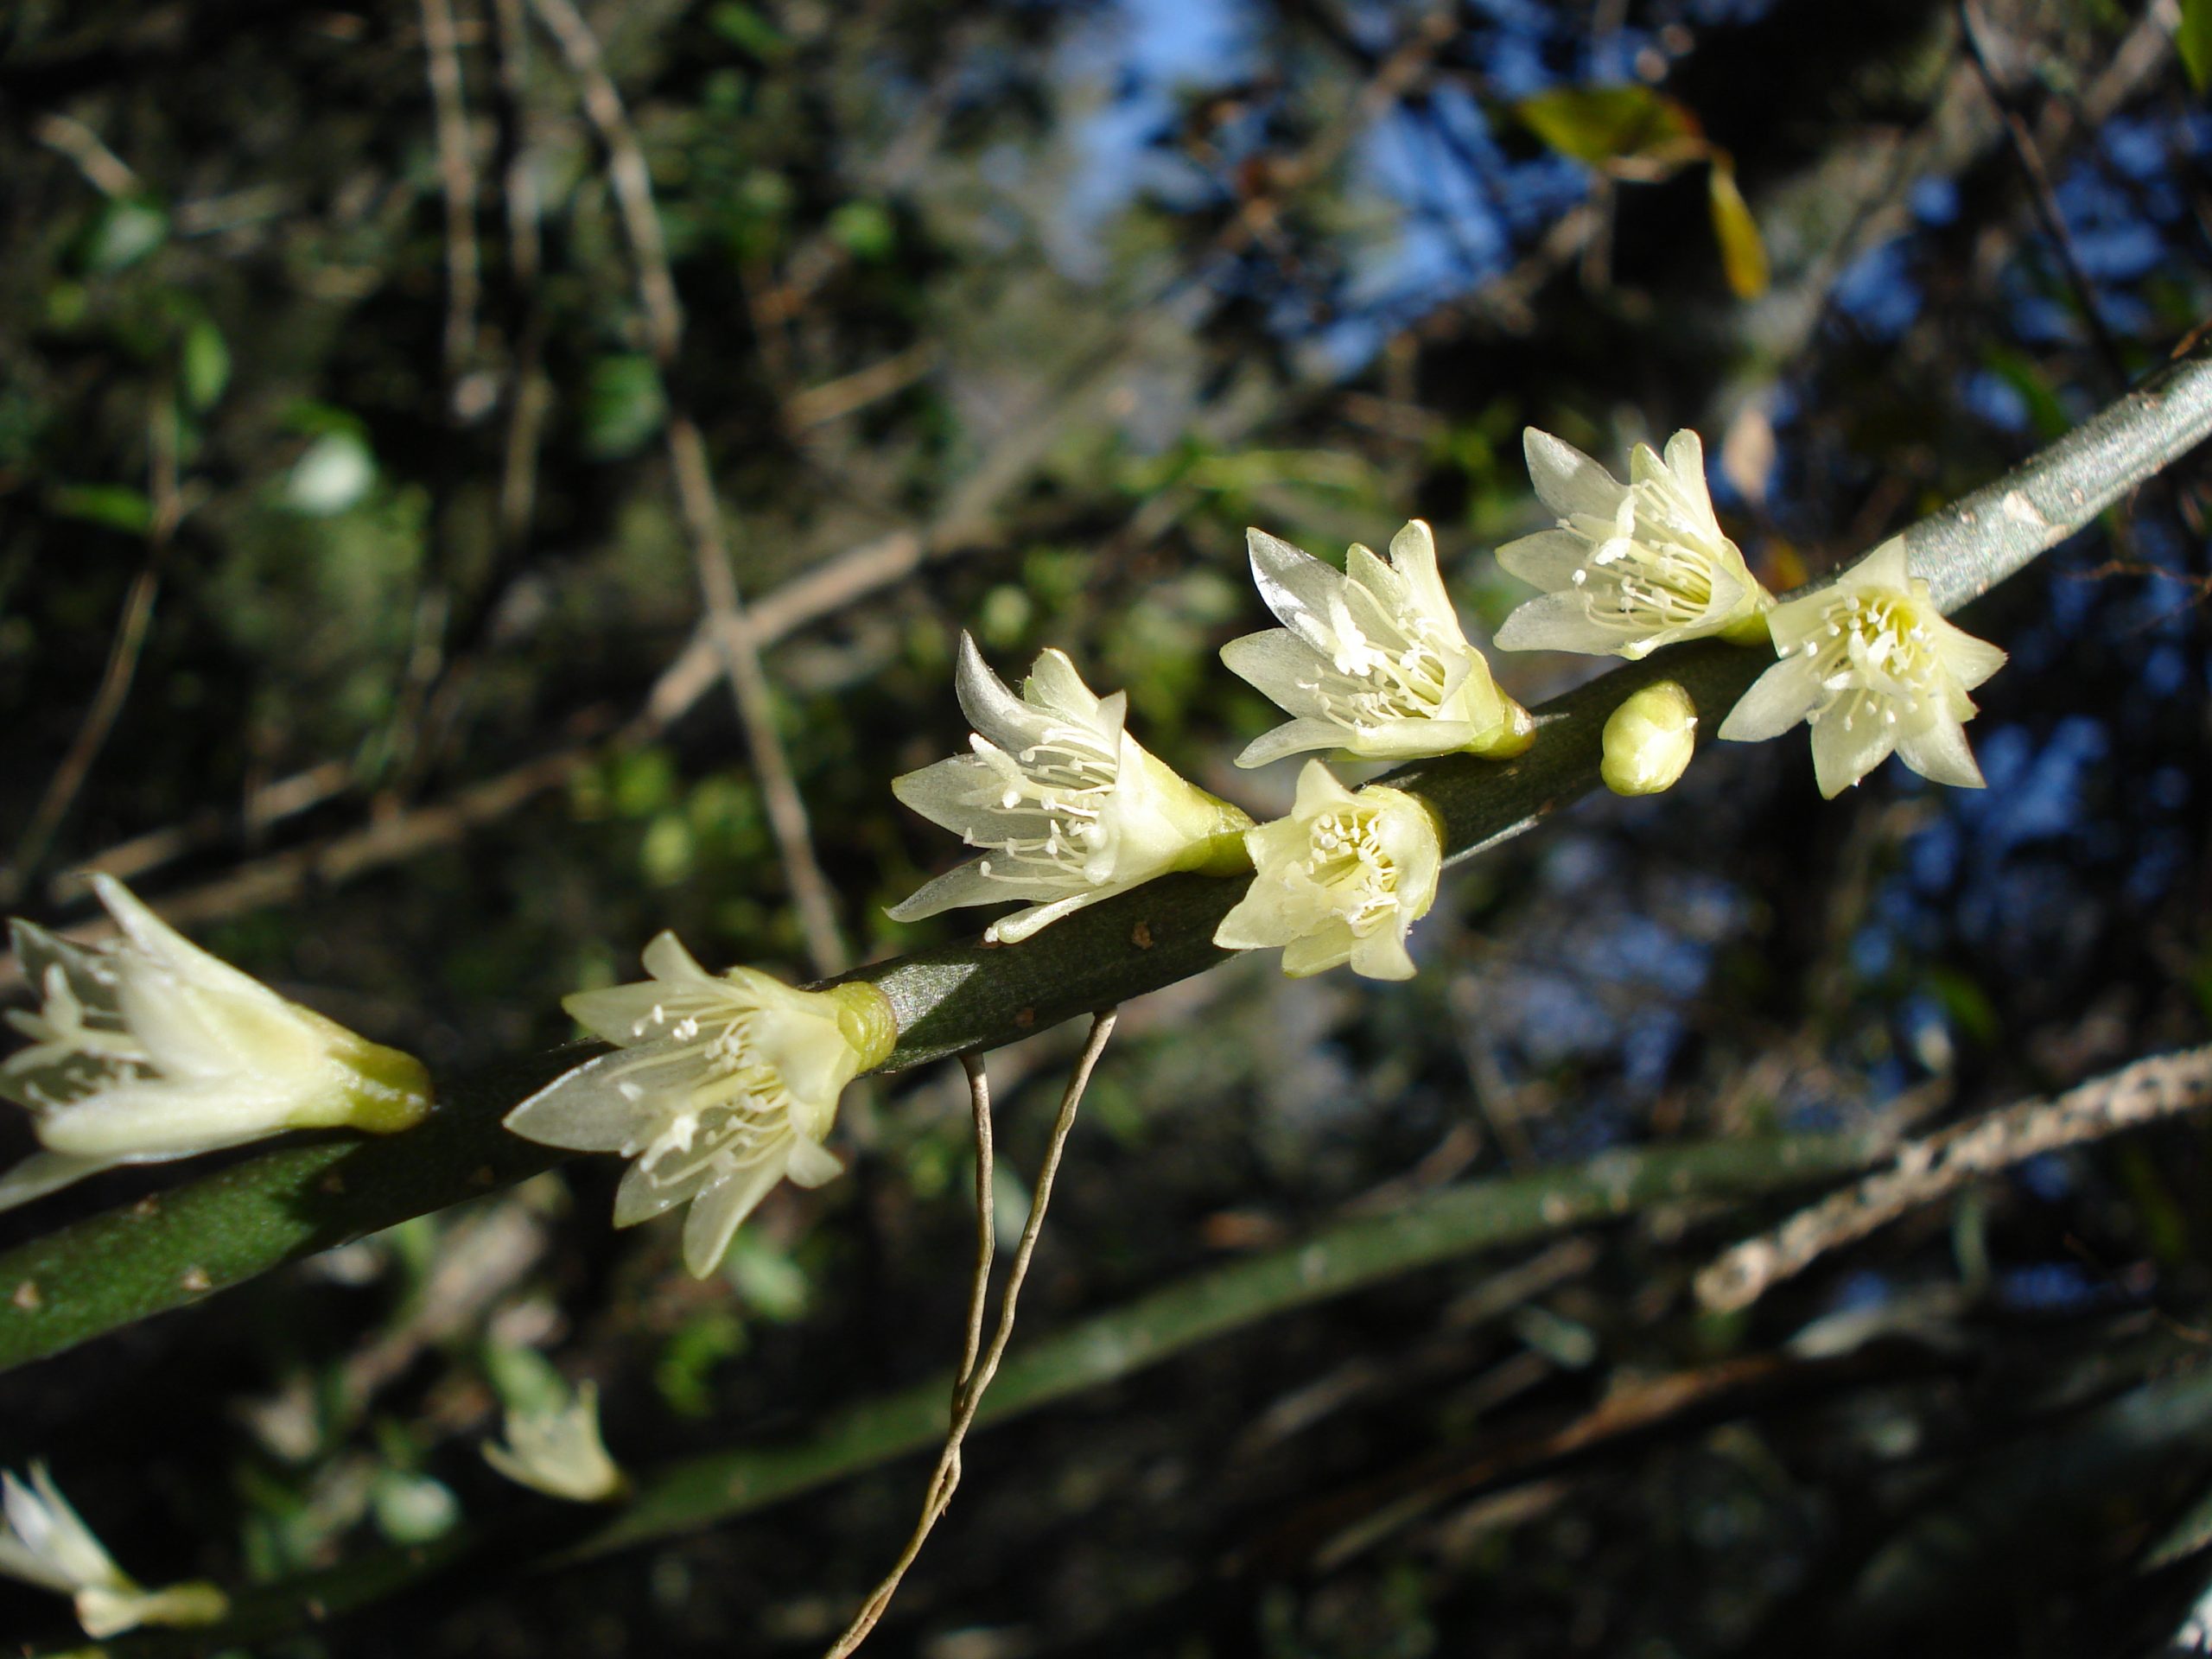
[1896,716,1986,789]
[1233,717,1352,769]
[1290,759,1357,817]
[887,856,1058,924]
[639,931,714,988]
[1386,519,1457,632]
[681,1157,787,1277]
[1281,930,1354,978]
[1494,528,1592,588]
[1659,429,1715,522]
[888,753,995,839]
[1246,528,1342,628]
[504,1053,664,1153]
[563,978,727,1049]
[1523,429,1625,521]
[1337,720,1483,761]
[1933,623,2008,693]
[613,1154,711,1226]
[986,885,1129,944]
[952,632,1048,754]
[784,1135,843,1188]
[1493,592,1623,656]
[1220,630,1330,720]
[1347,929,1418,982]
[1021,647,1104,726]
[1717,658,1821,742]
[1809,697,1898,798]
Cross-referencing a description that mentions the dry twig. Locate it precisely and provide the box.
[824,1010,1121,1658]
[1697,1045,2212,1313]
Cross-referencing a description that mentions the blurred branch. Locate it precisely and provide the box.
[0,341,2208,1373]
[80,1130,1879,1657]
[1697,1045,2212,1313]
[529,0,848,976]
[419,0,481,373]
[6,391,184,900]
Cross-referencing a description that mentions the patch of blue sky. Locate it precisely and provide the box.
[1850,923,1892,981]
[1910,175,1959,226]
[1618,1012,1681,1096]
[2006,291,2078,346]
[1995,1261,2107,1315]
[1960,369,2030,434]
[1829,238,1920,340]
[1906,815,1961,891]
[1501,971,1618,1067]
[1050,0,1255,272]
[2100,112,2169,180]
[2009,1154,2072,1203]
[2124,833,2183,906]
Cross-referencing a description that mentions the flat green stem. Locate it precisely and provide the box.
[1,346,2208,1374]
[83,1130,1877,1657]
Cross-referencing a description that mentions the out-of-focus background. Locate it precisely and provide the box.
[3,0,2211,1653]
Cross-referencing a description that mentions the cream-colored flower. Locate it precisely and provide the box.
[1718,537,2007,798]
[1213,762,1443,981]
[482,1380,625,1503]
[0,874,431,1214]
[1601,681,1699,797]
[0,1464,228,1639]
[1496,429,1772,658]
[889,634,1251,944]
[1222,520,1532,766]
[505,935,894,1277]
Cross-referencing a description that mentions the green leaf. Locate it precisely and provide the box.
[2182,0,2212,93]
[707,2,790,60]
[181,318,231,411]
[827,199,895,261]
[1707,158,1770,300]
[48,483,154,534]
[1514,86,1705,170]
[79,198,168,274]
[580,354,666,461]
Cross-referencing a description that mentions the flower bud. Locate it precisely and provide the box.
[1601,681,1699,796]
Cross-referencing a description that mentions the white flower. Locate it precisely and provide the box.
[888,634,1252,944]
[1716,539,2017,800]
[504,934,895,1278]
[1717,537,2007,798]
[0,874,432,1214]
[1221,520,1533,766]
[1600,680,1699,797]
[482,1380,625,1503]
[1213,762,1443,981]
[0,1464,228,1638]
[1495,429,1772,658]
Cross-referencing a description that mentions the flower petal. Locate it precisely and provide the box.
[1895,716,1986,789]
[1717,658,1821,742]
[1809,696,1898,797]
[1523,429,1625,521]
[680,1156,788,1277]
[1246,527,1341,627]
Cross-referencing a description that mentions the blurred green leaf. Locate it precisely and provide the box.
[181,317,231,411]
[2182,0,2212,93]
[581,354,667,460]
[656,1307,747,1419]
[707,2,791,60]
[48,483,153,534]
[828,199,896,261]
[1514,86,1705,170]
[79,198,168,273]
[1707,157,1770,299]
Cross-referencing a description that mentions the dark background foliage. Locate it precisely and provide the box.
[2,0,2211,1654]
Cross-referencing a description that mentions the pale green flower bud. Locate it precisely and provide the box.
[1601,681,1699,796]
[1223,519,1532,766]
[1497,428,1773,659]
[1718,537,2007,798]
[0,1463,228,1638]
[888,634,1251,944]
[0,875,432,1214]
[482,1380,626,1503]
[505,935,896,1277]
[1213,762,1444,981]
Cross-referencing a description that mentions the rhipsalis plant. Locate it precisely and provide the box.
[1,342,2207,1658]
